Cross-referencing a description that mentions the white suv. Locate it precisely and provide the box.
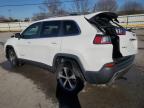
[4,12,137,92]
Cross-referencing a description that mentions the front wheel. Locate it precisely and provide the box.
[56,60,84,93]
[7,48,20,68]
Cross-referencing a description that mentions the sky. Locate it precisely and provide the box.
[0,0,143,20]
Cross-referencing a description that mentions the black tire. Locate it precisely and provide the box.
[56,59,84,94]
[7,48,20,68]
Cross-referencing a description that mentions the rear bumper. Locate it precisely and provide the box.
[84,55,135,84]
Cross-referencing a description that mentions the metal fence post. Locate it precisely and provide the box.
[19,22,21,31]
[126,15,129,28]
[8,23,10,32]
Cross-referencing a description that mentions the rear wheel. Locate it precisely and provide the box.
[56,59,84,93]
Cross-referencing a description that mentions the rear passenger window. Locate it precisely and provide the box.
[63,21,80,35]
[41,21,61,38]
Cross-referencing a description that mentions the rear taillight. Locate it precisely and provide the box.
[93,35,112,44]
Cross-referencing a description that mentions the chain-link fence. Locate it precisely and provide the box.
[0,22,32,32]
[119,14,144,28]
[0,14,144,32]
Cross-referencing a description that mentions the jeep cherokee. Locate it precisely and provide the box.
[4,12,138,92]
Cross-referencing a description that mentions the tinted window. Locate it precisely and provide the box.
[22,23,41,39]
[63,21,80,35]
[40,21,61,38]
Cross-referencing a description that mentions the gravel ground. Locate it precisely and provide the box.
[0,45,58,108]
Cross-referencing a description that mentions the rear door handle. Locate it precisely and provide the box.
[130,39,136,41]
[51,42,57,45]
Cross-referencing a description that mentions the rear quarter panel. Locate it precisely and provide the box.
[60,17,113,71]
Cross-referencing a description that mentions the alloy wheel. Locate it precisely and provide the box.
[9,50,17,66]
[58,66,77,91]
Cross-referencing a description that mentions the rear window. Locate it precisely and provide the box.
[63,21,80,36]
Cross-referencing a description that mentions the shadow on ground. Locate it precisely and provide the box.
[1,60,144,108]
[0,61,83,108]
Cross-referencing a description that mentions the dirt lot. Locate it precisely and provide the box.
[0,31,144,108]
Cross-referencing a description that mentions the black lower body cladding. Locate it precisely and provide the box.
[84,55,135,84]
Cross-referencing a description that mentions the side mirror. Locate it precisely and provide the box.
[14,33,21,38]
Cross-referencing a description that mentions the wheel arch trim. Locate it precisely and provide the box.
[53,53,86,80]
[5,45,15,59]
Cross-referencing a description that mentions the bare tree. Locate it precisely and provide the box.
[32,0,69,20]
[120,1,144,15]
[0,16,9,22]
[32,12,48,21]
[24,18,30,22]
[39,0,68,17]
[73,0,90,14]
[93,0,118,12]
